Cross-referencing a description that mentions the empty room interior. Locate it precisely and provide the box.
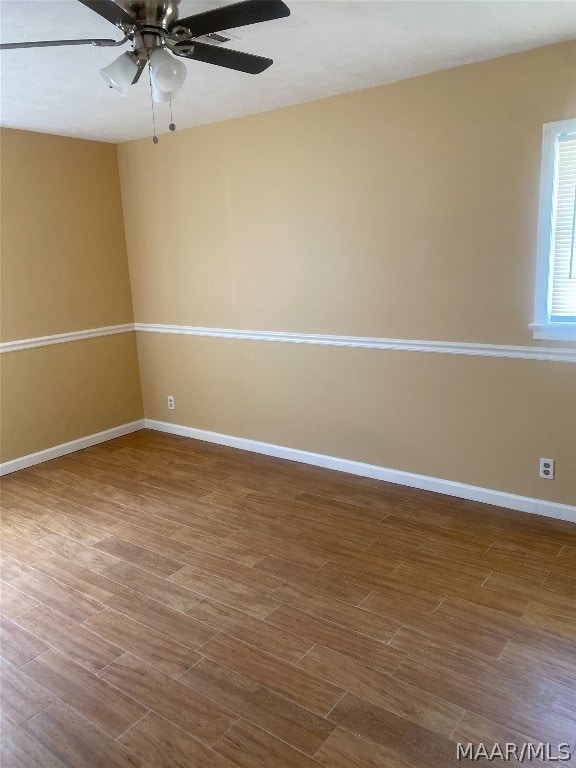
[1,1,576,766]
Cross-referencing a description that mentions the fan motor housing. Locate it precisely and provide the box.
[118,0,180,29]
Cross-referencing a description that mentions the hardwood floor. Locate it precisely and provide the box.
[1,429,576,767]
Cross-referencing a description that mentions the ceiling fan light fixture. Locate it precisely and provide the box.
[151,79,181,103]
[149,46,187,93]
[99,51,138,96]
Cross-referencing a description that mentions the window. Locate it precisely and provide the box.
[531,118,576,341]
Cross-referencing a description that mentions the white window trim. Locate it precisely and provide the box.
[531,118,576,342]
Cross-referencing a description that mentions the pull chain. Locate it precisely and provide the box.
[148,63,158,144]
[169,94,176,132]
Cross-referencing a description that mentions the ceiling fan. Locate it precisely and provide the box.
[0,0,291,102]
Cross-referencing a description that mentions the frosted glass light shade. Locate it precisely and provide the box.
[151,79,182,103]
[150,47,186,92]
[100,52,138,97]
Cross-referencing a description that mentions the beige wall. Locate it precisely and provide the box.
[137,334,575,505]
[0,129,143,461]
[1,129,135,341]
[0,334,142,462]
[119,42,575,346]
[119,42,576,505]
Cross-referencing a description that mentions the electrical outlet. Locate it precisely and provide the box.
[167,395,175,410]
[539,458,554,479]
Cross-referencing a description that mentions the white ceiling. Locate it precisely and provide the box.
[1,0,575,143]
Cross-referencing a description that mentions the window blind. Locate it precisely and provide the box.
[550,132,576,321]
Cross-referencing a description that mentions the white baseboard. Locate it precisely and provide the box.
[0,420,145,476]
[145,419,576,524]
[2,417,573,525]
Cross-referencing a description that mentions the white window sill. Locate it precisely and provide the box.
[530,323,576,342]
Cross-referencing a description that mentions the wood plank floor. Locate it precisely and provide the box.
[1,429,576,767]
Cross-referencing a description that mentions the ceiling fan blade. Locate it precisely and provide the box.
[77,0,136,29]
[174,41,272,74]
[0,38,121,50]
[131,59,147,85]
[170,0,290,38]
